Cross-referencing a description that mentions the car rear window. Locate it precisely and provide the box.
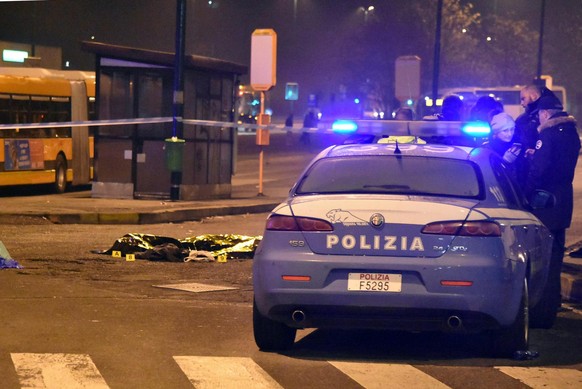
[296,155,482,198]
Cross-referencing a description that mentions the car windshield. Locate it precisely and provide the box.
[296,155,482,198]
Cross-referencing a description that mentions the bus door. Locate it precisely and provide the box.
[70,80,90,185]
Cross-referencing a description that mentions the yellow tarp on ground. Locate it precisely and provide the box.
[95,234,262,262]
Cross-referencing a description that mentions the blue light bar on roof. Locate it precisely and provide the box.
[332,120,358,133]
[462,121,491,137]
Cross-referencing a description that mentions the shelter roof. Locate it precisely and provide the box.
[81,41,247,75]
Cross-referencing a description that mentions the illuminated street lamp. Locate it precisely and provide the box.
[360,5,375,24]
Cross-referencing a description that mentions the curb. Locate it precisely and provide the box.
[561,273,581,302]
[562,261,582,303]
[41,202,281,225]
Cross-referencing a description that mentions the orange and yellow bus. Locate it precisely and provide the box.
[0,67,95,193]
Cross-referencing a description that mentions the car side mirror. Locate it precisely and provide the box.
[529,189,556,209]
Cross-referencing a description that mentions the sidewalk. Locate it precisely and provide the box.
[0,153,311,225]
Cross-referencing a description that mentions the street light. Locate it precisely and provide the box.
[360,5,375,24]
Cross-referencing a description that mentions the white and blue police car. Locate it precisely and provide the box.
[253,120,554,357]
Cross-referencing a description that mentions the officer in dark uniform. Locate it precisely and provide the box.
[526,94,581,328]
[514,85,558,189]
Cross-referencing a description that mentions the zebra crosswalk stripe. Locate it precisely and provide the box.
[173,356,283,389]
[495,366,582,389]
[329,361,452,389]
[10,353,109,389]
[9,353,582,388]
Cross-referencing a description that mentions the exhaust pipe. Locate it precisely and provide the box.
[446,315,462,329]
[291,310,306,323]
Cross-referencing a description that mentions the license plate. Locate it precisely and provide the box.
[347,273,402,292]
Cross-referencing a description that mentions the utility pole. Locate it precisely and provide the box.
[534,0,546,87]
[431,0,443,111]
[167,0,186,201]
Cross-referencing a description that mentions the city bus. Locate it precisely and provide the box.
[0,67,95,193]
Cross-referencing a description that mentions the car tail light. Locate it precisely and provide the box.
[441,280,473,286]
[266,214,333,231]
[422,221,501,237]
[282,275,311,281]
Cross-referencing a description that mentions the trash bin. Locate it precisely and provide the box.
[164,137,185,172]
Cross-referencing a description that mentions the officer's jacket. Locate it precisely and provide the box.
[527,112,581,230]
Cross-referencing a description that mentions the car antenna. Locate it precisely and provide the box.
[394,140,402,155]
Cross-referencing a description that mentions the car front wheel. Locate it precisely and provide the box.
[253,299,296,351]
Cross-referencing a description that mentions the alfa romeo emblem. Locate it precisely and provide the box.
[370,213,385,228]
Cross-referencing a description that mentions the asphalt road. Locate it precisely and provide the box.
[1,216,582,388]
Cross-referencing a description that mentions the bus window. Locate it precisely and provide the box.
[0,95,9,123]
[11,95,30,124]
[31,96,50,122]
[50,98,71,122]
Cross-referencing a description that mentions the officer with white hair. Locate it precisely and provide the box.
[486,112,522,165]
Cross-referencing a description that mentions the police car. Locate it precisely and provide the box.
[253,121,554,357]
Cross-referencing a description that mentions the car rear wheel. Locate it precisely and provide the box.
[253,299,296,351]
[54,155,67,194]
[491,278,529,357]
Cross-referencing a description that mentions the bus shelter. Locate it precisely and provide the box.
[82,41,246,200]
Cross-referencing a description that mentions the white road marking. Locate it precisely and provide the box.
[9,353,582,388]
[329,361,451,389]
[154,282,237,293]
[10,353,109,389]
[562,303,582,316]
[173,356,283,389]
[495,366,582,388]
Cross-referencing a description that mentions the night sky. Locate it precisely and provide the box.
[0,0,580,117]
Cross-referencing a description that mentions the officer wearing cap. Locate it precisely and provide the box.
[526,94,581,328]
[515,85,559,187]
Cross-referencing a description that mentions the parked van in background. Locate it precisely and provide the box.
[419,84,568,120]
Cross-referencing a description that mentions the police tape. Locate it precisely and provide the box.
[0,116,292,132]
[0,116,173,130]
[0,116,321,134]
[0,116,498,139]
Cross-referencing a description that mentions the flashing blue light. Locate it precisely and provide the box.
[462,121,491,137]
[354,98,360,104]
[332,120,358,133]
[406,99,413,106]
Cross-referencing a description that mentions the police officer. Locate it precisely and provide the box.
[526,94,581,328]
[514,85,559,188]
